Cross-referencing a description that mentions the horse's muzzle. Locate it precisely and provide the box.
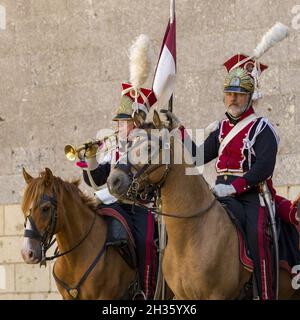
[21,240,42,264]
[107,170,131,199]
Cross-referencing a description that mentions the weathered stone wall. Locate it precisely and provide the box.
[0,0,299,299]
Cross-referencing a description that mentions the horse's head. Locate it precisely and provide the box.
[107,110,172,203]
[21,167,60,264]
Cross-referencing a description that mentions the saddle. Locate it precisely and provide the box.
[96,206,137,269]
[219,197,300,276]
[96,203,159,299]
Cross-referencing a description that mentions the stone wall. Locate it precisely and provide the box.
[0,0,299,299]
[0,204,60,299]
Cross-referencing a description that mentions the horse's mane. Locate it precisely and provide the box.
[22,174,99,215]
[56,178,99,212]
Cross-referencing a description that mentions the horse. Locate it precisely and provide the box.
[107,109,300,299]
[20,167,136,299]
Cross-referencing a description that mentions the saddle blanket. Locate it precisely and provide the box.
[220,198,300,276]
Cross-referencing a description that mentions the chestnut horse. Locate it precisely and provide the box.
[21,168,136,299]
[107,110,299,299]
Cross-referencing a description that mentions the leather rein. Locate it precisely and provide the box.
[23,192,107,299]
[113,132,217,219]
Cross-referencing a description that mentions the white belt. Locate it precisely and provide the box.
[217,172,245,177]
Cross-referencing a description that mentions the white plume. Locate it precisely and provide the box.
[253,22,289,58]
[129,34,153,89]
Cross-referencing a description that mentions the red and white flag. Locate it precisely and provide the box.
[152,0,176,109]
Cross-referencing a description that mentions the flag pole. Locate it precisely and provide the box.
[168,0,175,112]
[170,0,175,24]
[154,0,176,300]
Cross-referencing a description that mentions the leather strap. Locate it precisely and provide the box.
[218,113,258,156]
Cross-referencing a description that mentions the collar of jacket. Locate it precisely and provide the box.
[225,105,255,125]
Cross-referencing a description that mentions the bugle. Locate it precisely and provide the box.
[64,133,117,162]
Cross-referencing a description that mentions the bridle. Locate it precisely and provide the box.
[23,191,97,266]
[112,129,217,218]
[23,188,109,300]
[113,131,171,204]
[24,193,58,265]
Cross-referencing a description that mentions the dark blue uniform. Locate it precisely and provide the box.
[185,106,279,299]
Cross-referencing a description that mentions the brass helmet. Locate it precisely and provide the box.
[224,67,254,94]
[112,34,157,121]
[112,82,157,121]
[113,95,135,121]
[223,54,268,95]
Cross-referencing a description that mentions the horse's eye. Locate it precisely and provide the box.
[41,206,50,214]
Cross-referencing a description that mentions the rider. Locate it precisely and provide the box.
[77,82,158,299]
[165,54,299,300]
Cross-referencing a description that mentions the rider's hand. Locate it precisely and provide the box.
[76,152,99,171]
[76,143,100,170]
[159,109,182,130]
[291,193,300,222]
[212,184,236,198]
[291,193,300,207]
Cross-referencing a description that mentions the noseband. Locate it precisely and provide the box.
[113,132,171,204]
[24,194,58,265]
[24,191,97,266]
[113,129,218,219]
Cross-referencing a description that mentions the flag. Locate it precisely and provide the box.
[152,0,176,109]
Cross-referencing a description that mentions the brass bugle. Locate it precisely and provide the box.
[64,133,118,162]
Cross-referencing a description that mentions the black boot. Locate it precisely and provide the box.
[105,216,137,269]
[105,216,128,246]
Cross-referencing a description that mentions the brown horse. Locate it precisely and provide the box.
[107,110,299,299]
[21,168,136,299]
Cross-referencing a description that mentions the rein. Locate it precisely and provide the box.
[24,189,108,299]
[46,213,97,262]
[113,131,171,203]
[114,131,217,219]
[143,197,218,219]
[52,239,107,300]
[24,192,97,265]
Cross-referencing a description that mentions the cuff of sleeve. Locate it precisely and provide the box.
[231,177,248,195]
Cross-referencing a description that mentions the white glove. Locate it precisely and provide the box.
[292,193,300,222]
[159,109,182,130]
[212,184,236,197]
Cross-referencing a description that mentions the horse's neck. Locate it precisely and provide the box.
[55,191,104,265]
[161,162,222,245]
[161,163,213,216]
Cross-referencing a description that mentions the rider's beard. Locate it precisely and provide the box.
[227,103,244,118]
[226,94,252,119]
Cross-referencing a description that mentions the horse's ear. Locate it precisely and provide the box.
[136,110,147,121]
[153,110,162,129]
[22,167,33,184]
[43,168,54,187]
[133,111,145,128]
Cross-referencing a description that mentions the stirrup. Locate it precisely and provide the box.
[132,290,146,300]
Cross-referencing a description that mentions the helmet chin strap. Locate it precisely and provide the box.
[227,94,253,120]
